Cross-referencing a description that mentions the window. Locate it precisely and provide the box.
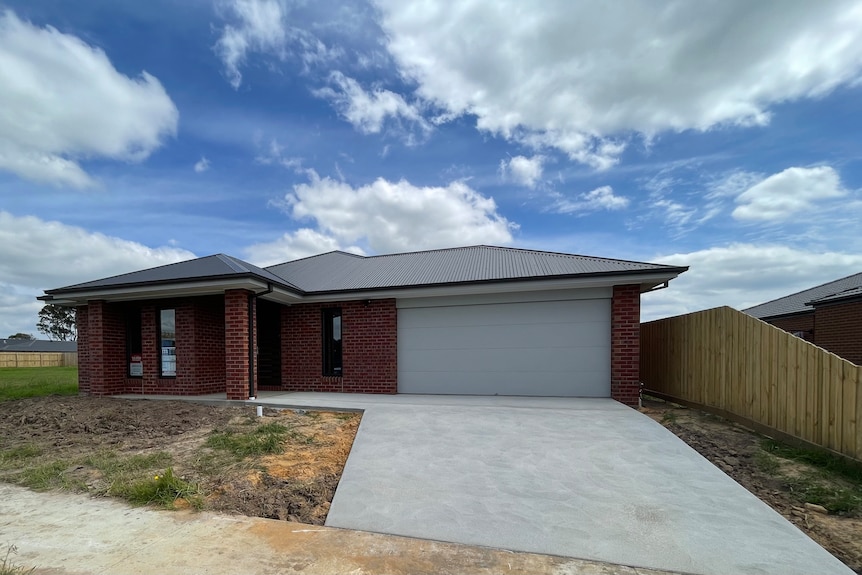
[322,308,342,376]
[160,309,176,377]
[126,308,142,377]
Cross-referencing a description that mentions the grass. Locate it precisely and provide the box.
[114,467,202,509]
[0,545,34,575]
[758,439,862,515]
[205,422,293,457]
[0,367,78,402]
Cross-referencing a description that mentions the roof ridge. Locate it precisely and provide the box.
[216,253,250,273]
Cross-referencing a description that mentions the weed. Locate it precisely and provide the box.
[761,440,862,486]
[660,411,678,425]
[785,476,862,515]
[335,412,357,421]
[206,422,290,457]
[0,446,43,470]
[116,467,202,509]
[85,450,172,476]
[15,461,75,491]
[0,545,34,575]
[754,451,781,475]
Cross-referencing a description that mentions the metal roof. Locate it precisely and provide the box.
[45,254,301,294]
[266,245,686,293]
[0,339,77,352]
[743,271,862,319]
[43,245,687,298]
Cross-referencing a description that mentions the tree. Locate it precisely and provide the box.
[37,304,77,341]
[7,333,35,340]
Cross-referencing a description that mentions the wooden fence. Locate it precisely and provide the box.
[641,306,862,462]
[0,352,78,368]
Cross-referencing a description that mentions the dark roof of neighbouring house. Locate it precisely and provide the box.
[743,271,862,319]
[0,339,77,352]
[43,245,687,297]
[807,285,862,306]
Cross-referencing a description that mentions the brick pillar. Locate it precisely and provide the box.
[611,285,641,407]
[85,300,125,396]
[76,306,91,395]
[225,290,256,400]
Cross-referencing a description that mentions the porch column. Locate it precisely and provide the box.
[84,300,125,396]
[225,289,256,400]
[611,285,641,407]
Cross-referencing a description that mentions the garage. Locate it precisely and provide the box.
[397,296,611,396]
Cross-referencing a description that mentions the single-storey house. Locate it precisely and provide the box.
[39,246,687,406]
[743,271,862,366]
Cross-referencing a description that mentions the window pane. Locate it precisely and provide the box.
[323,308,342,376]
[160,309,176,377]
[126,308,142,377]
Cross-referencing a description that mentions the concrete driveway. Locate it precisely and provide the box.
[261,394,852,575]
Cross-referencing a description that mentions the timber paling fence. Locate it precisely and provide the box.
[641,306,861,462]
[0,352,78,368]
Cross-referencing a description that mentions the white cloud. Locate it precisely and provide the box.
[0,211,195,336]
[244,228,364,267]
[194,157,210,173]
[501,155,544,188]
[552,186,629,214]
[641,243,862,321]
[374,0,862,167]
[255,138,303,172]
[732,166,847,221]
[0,10,178,188]
[214,0,342,88]
[253,171,515,260]
[313,71,430,140]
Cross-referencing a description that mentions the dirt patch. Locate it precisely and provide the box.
[0,396,359,525]
[642,398,862,573]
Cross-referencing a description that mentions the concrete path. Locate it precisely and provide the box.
[119,392,854,575]
[0,484,678,575]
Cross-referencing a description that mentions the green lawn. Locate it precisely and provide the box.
[0,367,78,402]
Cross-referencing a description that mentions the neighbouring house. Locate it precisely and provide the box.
[38,246,687,406]
[0,339,77,353]
[743,271,862,366]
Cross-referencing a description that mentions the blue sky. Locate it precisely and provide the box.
[2,0,862,337]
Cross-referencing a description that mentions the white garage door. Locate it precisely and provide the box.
[397,298,611,396]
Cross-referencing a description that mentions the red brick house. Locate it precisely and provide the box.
[743,272,862,366]
[39,246,687,407]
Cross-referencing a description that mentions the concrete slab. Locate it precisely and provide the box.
[324,398,852,575]
[0,484,679,575]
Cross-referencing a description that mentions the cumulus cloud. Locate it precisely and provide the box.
[374,0,862,167]
[313,71,430,140]
[552,186,629,214]
[732,166,847,221]
[214,0,342,88]
[244,228,364,267]
[641,243,862,321]
[0,10,178,188]
[0,211,195,335]
[248,171,515,262]
[193,157,211,173]
[500,155,544,188]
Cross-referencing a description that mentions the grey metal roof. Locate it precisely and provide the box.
[45,254,301,295]
[0,339,77,352]
[807,285,862,306]
[744,271,862,319]
[43,245,686,298]
[265,245,686,293]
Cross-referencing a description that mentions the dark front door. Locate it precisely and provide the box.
[257,299,282,387]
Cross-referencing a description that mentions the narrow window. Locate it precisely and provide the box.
[126,308,142,377]
[322,308,342,376]
[159,309,176,377]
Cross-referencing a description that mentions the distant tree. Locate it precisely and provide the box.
[7,333,35,340]
[37,304,77,341]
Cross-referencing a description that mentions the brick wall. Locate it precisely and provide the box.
[813,300,862,366]
[80,300,125,396]
[76,306,90,395]
[767,313,815,342]
[281,299,397,393]
[611,285,641,407]
[225,289,255,400]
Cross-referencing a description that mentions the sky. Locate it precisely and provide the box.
[2,0,862,338]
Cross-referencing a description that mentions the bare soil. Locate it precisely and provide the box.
[641,398,862,573]
[0,396,359,525]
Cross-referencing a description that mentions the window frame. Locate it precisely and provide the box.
[159,308,177,378]
[322,307,343,377]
